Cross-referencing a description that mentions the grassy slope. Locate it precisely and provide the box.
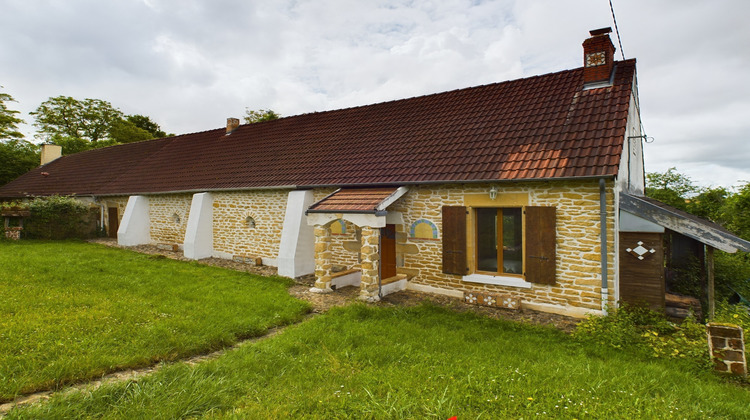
[9,304,750,419]
[0,241,310,401]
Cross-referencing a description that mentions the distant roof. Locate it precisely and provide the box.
[0,60,636,198]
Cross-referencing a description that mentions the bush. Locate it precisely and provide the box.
[573,304,709,368]
[23,196,97,240]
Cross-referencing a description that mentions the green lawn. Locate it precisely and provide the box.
[7,304,750,419]
[0,241,310,402]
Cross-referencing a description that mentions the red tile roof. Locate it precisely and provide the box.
[308,187,401,214]
[0,60,636,198]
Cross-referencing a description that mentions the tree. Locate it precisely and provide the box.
[723,182,750,241]
[0,87,25,140]
[243,108,280,124]
[31,96,124,143]
[126,114,167,138]
[687,186,728,224]
[108,119,155,144]
[0,87,38,185]
[0,139,39,185]
[645,167,698,211]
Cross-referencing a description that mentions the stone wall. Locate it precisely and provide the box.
[148,194,192,246]
[389,180,616,315]
[212,190,288,260]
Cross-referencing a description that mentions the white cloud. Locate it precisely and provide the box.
[1,0,749,186]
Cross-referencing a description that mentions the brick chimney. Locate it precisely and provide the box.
[582,27,616,85]
[40,144,62,165]
[226,117,240,135]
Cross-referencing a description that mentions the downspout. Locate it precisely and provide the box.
[377,228,383,300]
[599,178,609,315]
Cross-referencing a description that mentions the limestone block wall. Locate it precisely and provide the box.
[329,219,360,268]
[148,194,192,245]
[212,190,289,260]
[390,180,616,314]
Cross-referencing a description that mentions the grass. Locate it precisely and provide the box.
[0,240,310,402]
[7,304,750,419]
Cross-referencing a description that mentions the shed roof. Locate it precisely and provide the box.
[0,60,637,198]
[620,193,750,253]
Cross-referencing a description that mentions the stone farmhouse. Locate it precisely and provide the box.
[3,28,748,318]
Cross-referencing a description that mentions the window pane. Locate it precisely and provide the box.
[476,208,497,272]
[502,208,522,274]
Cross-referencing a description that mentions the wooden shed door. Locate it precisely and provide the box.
[381,224,397,279]
[108,207,119,238]
[619,232,664,310]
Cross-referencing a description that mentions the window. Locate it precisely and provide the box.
[475,208,523,275]
[442,205,556,285]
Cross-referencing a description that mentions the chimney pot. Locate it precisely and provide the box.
[40,144,62,166]
[589,27,612,36]
[226,118,240,135]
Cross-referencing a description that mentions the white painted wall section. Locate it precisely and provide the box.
[278,190,315,278]
[118,195,151,246]
[184,192,214,260]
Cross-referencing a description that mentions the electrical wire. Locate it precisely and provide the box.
[609,0,651,142]
[609,0,626,60]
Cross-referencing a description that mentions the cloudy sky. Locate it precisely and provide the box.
[1,0,748,188]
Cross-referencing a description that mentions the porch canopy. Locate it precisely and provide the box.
[305,186,409,301]
[307,186,408,214]
[620,193,750,319]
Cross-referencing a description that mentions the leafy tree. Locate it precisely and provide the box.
[0,139,39,185]
[687,186,728,224]
[126,114,167,138]
[0,87,25,140]
[108,119,155,144]
[244,108,280,124]
[0,87,38,185]
[32,96,170,154]
[31,96,124,143]
[645,167,698,211]
[723,182,750,241]
[48,136,93,155]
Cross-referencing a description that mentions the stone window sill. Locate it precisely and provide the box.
[462,273,532,289]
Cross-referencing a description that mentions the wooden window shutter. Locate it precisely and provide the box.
[525,206,556,285]
[442,206,467,275]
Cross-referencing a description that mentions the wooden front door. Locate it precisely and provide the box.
[619,231,664,310]
[108,207,119,238]
[381,224,397,279]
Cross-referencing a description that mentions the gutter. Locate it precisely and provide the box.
[599,178,609,315]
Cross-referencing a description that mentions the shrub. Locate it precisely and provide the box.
[23,196,97,239]
[573,304,709,368]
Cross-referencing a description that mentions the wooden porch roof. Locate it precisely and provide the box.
[620,193,750,253]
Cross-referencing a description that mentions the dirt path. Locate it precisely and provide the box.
[1,239,579,415]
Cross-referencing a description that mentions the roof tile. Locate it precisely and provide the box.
[0,60,636,197]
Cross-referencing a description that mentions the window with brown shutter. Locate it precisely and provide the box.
[442,206,467,275]
[524,206,556,285]
[442,204,556,285]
